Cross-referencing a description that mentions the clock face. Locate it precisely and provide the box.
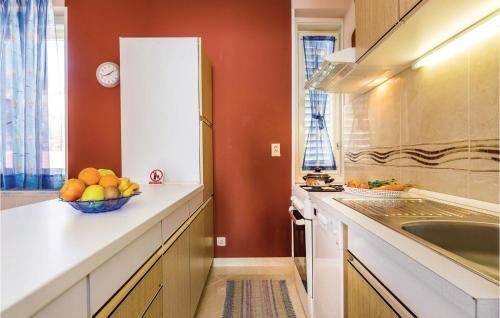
[96,62,120,88]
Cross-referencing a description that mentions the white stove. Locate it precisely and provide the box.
[289,184,343,316]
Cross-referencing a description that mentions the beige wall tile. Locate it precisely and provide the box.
[366,78,402,148]
[401,168,469,198]
[342,34,499,203]
[469,35,500,140]
[401,49,468,145]
[344,95,371,151]
[468,172,500,204]
[345,164,401,183]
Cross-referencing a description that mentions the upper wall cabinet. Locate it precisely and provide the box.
[355,0,499,66]
[355,0,399,60]
[399,0,422,18]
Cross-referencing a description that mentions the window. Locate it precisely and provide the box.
[0,4,67,190]
[46,9,67,179]
[295,28,343,181]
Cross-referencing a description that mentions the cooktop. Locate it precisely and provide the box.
[300,184,344,192]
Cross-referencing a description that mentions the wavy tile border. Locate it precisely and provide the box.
[345,139,500,172]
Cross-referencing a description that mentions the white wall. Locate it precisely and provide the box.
[343,0,355,48]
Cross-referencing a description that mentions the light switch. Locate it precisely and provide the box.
[271,143,281,157]
[216,237,226,247]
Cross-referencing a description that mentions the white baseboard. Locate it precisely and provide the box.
[213,257,293,267]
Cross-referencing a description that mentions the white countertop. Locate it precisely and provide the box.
[1,183,202,317]
[308,189,499,300]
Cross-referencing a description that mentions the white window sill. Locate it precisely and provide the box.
[1,191,59,210]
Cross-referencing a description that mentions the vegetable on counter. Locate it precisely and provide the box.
[367,178,396,189]
[346,178,407,191]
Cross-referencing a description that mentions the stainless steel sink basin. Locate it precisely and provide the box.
[336,198,500,284]
[402,221,499,282]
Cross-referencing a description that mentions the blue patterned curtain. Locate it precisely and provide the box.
[0,0,63,190]
[302,36,337,171]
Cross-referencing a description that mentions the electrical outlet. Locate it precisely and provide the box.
[216,237,226,247]
[271,143,281,157]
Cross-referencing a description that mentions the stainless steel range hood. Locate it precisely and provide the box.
[304,47,400,95]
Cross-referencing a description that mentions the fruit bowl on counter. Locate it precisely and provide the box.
[59,167,141,213]
[63,192,141,213]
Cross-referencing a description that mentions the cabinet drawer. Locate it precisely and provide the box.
[110,260,163,318]
[90,223,162,314]
[188,192,203,216]
[162,203,189,243]
[142,286,163,318]
[32,279,88,318]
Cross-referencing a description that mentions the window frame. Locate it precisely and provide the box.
[54,6,69,185]
[293,18,344,184]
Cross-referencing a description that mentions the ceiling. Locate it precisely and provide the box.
[292,0,352,17]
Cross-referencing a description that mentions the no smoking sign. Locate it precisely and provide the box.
[149,169,164,184]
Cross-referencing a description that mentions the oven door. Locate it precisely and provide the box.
[290,207,309,293]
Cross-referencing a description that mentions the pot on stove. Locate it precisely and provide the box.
[302,168,334,187]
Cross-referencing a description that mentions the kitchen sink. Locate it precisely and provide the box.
[402,221,499,282]
[336,198,500,284]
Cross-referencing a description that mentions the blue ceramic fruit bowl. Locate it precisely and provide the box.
[61,192,141,213]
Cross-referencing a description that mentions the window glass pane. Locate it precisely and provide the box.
[296,31,342,178]
[46,16,66,171]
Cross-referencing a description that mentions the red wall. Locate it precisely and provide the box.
[67,0,292,257]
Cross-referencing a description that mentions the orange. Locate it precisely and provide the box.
[78,167,101,186]
[60,178,86,201]
[99,174,120,188]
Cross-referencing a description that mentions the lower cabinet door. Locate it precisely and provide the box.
[203,198,214,279]
[109,259,163,318]
[189,205,206,317]
[189,197,214,317]
[162,229,190,318]
[346,261,398,318]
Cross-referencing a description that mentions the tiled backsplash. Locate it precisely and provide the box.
[343,35,499,203]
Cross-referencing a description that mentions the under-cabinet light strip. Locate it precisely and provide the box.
[413,11,500,69]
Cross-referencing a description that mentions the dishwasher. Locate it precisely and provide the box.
[312,207,343,318]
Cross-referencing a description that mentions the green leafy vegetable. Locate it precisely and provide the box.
[368,178,396,189]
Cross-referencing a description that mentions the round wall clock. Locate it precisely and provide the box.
[96,62,120,88]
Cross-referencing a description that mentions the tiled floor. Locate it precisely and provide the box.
[195,259,307,318]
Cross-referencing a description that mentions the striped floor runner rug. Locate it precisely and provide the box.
[222,280,296,318]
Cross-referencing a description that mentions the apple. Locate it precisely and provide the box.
[98,169,116,177]
[80,185,105,201]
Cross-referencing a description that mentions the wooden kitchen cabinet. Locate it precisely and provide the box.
[399,0,421,18]
[202,122,213,202]
[203,198,214,278]
[95,198,213,318]
[189,197,214,317]
[346,262,398,318]
[162,229,191,318]
[142,288,163,318]
[109,259,163,318]
[355,0,399,59]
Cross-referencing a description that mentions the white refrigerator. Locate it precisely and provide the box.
[119,37,213,201]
